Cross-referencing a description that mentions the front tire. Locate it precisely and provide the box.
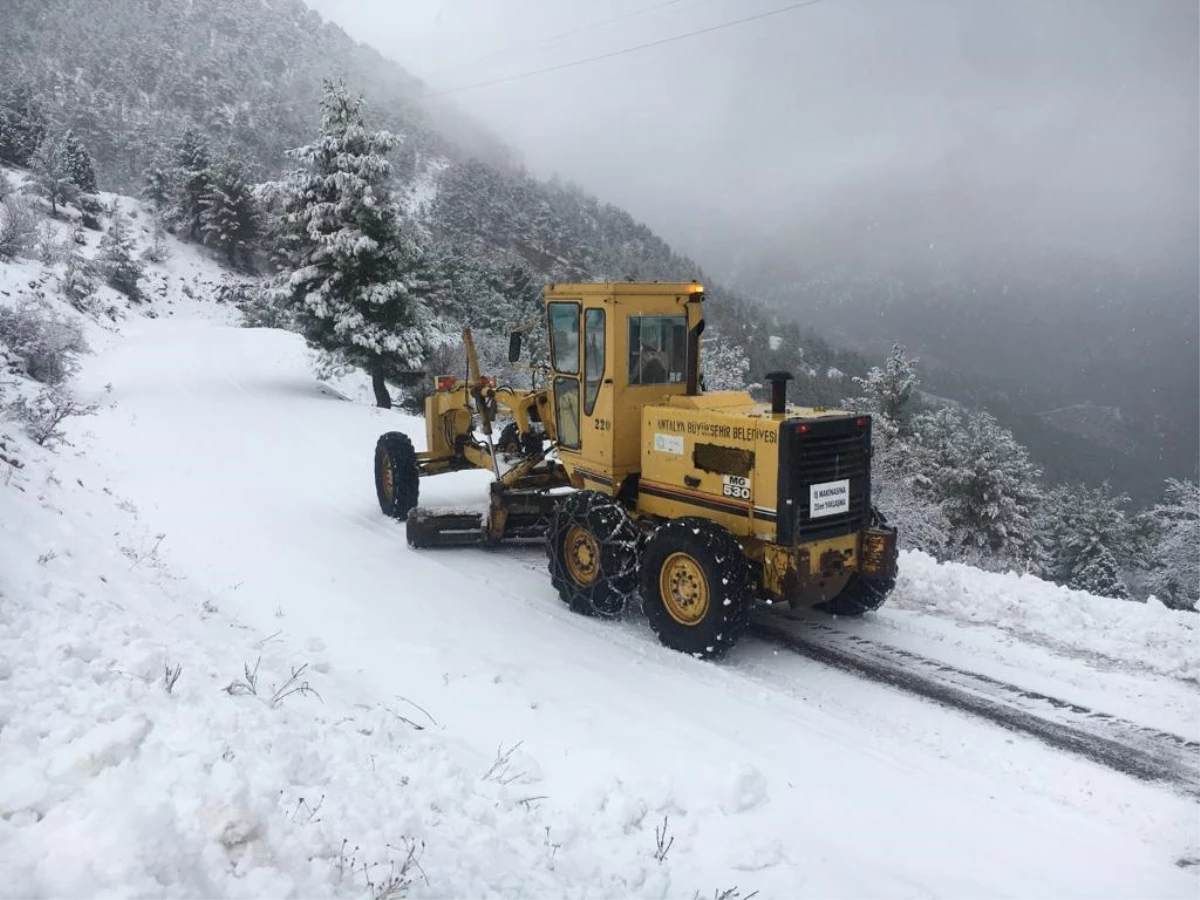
[375,431,420,519]
[641,518,753,659]
[546,491,639,618]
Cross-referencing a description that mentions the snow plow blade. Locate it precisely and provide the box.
[405,509,485,549]
[405,507,549,548]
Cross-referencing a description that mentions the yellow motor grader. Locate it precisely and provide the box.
[374,282,897,658]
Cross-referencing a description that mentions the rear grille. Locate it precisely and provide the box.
[777,416,872,543]
[795,432,869,483]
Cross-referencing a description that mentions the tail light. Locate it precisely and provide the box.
[435,375,457,391]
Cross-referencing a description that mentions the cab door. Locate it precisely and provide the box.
[577,305,613,467]
[547,300,582,451]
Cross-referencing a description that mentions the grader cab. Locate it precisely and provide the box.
[374,282,897,658]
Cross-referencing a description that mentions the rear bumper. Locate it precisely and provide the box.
[761,525,898,606]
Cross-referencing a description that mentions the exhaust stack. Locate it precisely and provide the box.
[765,371,793,415]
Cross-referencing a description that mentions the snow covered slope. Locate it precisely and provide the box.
[1,194,1197,897]
[0,323,1194,895]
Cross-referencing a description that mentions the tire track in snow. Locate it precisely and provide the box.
[383,497,1199,797]
[749,613,1200,798]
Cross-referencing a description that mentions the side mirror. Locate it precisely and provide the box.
[508,331,522,363]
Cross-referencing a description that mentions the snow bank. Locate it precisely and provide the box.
[893,550,1200,683]
[0,433,657,897]
[0,189,667,897]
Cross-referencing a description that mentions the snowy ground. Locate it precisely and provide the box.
[1,192,1198,897]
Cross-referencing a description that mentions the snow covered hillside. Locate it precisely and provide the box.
[1,184,1198,898]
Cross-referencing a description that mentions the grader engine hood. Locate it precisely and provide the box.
[639,396,874,540]
[639,397,895,605]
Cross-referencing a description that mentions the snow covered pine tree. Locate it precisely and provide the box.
[1039,482,1135,599]
[28,133,80,217]
[59,129,97,194]
[97,208,144,300]
[0,81,47,167]
[848,344,919,442]
[200,154,259,269]
[273,81,433,408]
[174,130,212,242]
[909,407,1043,570]
[1140,478,1200,610]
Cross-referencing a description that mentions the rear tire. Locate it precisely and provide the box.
[546,491,639,618]
[816,572,895,616]
[816,507,897,616]
[375,431,420,519]
[641,518,753,659]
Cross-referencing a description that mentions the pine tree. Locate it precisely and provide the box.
[273,82,433,408]
[142,158,175,214]
[1070,542,1129,600]
[1139,479,1199,611]
[1040,482,1134,597]
[98,209,144,300]
[28,135,80,217]
[59,226,98,311]
[910,407,1043,569]
[0,81,47,167]
[847,344,919,441]
[174,130,212,241]
[200,154,259,268]
[59,129,97,194]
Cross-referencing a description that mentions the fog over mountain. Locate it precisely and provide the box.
[310,0,1199,499]
[310,0,1196,269]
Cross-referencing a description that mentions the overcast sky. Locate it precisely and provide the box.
[305,0,1198,276]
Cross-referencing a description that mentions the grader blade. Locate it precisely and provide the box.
[405,508,485,549]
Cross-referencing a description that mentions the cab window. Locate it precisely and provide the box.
[584,308,605,415]
[554,377,580,449]
[628,315,687,385]
[548,302,580,375]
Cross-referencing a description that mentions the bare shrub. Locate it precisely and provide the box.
[163,663,182,694]
[140,215,170,263]
[0,194,39,261]
[8,387,97,447]
[224,656,321,707]
[338,838,427,900]
[36,221,61,265]
[0,429,23,470]
[77,194,102,231]
[224,657,261,697]
[120,532,166,569]
[481,741,527,785]
[0,297,89,384]
[653,815,674,864]
[270,662,321,706]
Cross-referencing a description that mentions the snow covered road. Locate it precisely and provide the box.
[8,310,1195,897]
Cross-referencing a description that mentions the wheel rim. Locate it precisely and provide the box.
[564,524,600,586]
[379,450,394,502]
[659,552,709,626]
